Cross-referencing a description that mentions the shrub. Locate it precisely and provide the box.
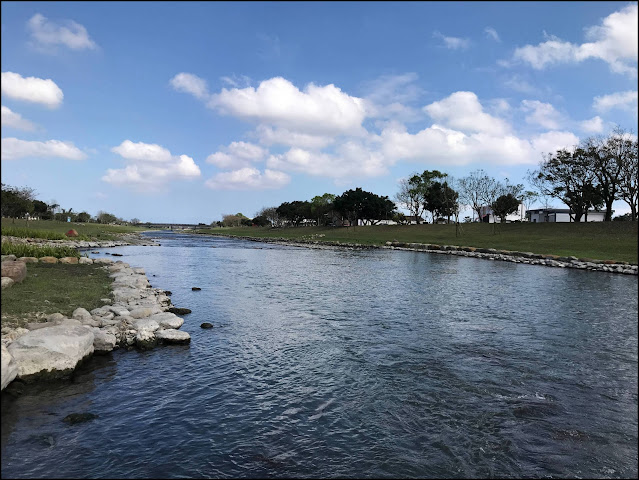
[1,242,80,258]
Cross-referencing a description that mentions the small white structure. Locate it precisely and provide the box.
[526,208,607,222]
[479,204,526,223]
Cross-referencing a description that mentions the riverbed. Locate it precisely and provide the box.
[1,231,637,478]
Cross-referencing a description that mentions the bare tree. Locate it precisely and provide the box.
[395,175,425,224]
[457,169,498,222]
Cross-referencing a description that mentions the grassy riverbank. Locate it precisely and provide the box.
[194,222,638,264]
[1,263,112,329]
[1,218,149,241]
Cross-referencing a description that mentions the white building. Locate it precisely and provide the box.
[479,204,526,223]
[526,208,607,222]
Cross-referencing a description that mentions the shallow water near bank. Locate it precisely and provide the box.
[1,231,637,478]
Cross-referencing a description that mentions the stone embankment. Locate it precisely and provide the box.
[208,234,638,275]
[0,257,190,391]
[1,232,159,250]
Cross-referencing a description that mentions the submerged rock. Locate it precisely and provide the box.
[167,307,191,315]
[200,322,213,329]
[63,413,99,425]
[191,287,201,291]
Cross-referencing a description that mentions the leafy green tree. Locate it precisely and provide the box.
[310,193,336,226]
[76,212,92,223]
[395,175,426,224]
[97,211,118,224]
[491,194,521,223]
[334,188,396,225]
[276,201,312,226]
[251,215,270,227]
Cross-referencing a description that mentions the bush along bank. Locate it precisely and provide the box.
[207,234,638,275]
[1,257,190,392]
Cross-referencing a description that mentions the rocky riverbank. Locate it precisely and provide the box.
[1,231,160,250]
[203,234,639,275]
[1,257,190,392]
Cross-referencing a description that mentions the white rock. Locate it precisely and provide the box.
[112,287,140,303]
[91,328,117,353]
[78,257,93,264]
[155,329,190,344]
[1,277,15,289]
[132,267,145,275]
[93,257,114,265]
[150,312,184,330]
[1,344,18,390]
[108,306,130,316]
[7,325,94,380]
[129,307,154,319]
[72,307,93,322]
[131,318,160,333]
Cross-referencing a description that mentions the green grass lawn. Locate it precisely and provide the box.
[195,221,638,264]
[1,218,149,241]
[1,263,112,329]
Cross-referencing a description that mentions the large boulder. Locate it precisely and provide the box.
[91,328,117,353]
[1,261,27,283]
[72,308,93,323]
[1,277,14,289]
[7,325,94,382]
[17,257,38,263]
[78,257,94,265]
[1,344,18,390]
[93,258,114,265]
[150,312,184,330]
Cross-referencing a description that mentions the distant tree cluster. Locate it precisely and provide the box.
[0,183,134,225]
[528,127,638,221]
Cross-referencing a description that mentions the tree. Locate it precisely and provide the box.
[457,170,499,222]
[222,214,242,227]
[130,217,140,225]
[425,180,458,223]
[612,130,638,221]
[76,212,92,223]
[257,206,282,227]
[419,170,447,223]
[0,184,34,219]
[310,193,336,226]
[97,211,118,224]
[491,194,521,223]
[582,128,626,221]
[333,188,396,226]
[251,215,270,227]
[395,176,426,224]
[276,201,311,226]
[529,148,604,222]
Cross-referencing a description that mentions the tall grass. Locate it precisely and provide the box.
[1,226,67,240]
[1,242,80,258]
[1,218,147,241]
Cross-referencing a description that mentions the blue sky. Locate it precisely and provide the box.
[1,1,637,223]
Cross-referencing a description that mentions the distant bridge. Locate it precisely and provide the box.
[145,223,209,230]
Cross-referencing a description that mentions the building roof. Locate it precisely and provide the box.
[527,208,606,214]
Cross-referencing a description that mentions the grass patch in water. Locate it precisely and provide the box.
[1,263,112,329]
[1,218,149,241]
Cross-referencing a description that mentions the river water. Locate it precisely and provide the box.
[1,231,637,478]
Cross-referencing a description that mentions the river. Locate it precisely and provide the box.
[1,231,637,478]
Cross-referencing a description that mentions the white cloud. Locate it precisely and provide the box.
[266,141,390,180]
[27,13,97,51]
[1,105,36,131]
[1,137,86,161]
[433,31,470,50]
[485,27,501,42]
[592,90,638,111]
[360,73,424,122]
[521,100,562,129]
[205,167,290,190]
[104,140,201,191]
[111,140,173,162]
[580,116,604,133]
[423,91,510,135]
[1,72,63,108]
[530,130,580,157]
[511,4,638,75]
[255,125,334,149]
[208,76,367,136]
[206,141,267,169]
[503,75,539,94]
[169,73,210,100]
[379,122,579,167]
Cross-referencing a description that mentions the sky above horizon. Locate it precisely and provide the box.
[1,1,637,223]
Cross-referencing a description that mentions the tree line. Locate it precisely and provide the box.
[0,183,138,225]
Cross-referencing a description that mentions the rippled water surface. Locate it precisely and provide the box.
[2,232,637,478]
